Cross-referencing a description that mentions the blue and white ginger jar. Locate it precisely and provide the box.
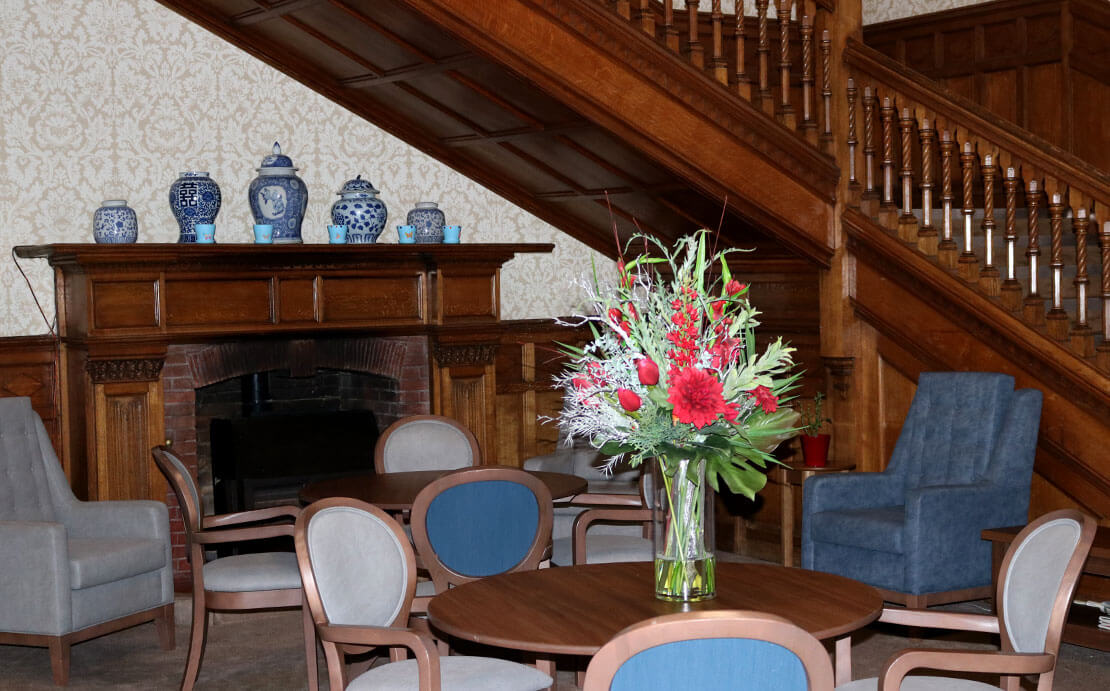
[330,175,388,244]
[248,142,308,244]
[169,172,221,243]
[93,200,138,244]
[406,202,445,244]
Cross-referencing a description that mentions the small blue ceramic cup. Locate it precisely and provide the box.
[195,224,216,243]
[397,224,416,244]
[328,225,348,244]
[253,224,273,244]
[442,225,461,243]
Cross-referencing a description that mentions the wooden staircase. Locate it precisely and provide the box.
[155,0,1110,519]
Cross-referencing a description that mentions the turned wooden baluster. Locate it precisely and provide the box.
[879,97,898,227]
[686,1,704,68]
[917,118,936,254]
[636,0,654,35]
[979,154,1000,295]
[1071,207,1094,356]
[861,87,878,216]
[777,0,795,128]
[846,78,859,199]
[820,29,833,152]
[799,16,816,143]
[664,0,679,52]
[1098,221,1110,370]
[757,0,773,114]
[710,1,727,83]
[1001,167,1023,311]
[1024,179,1044,324]
[897,108,918,242]
[735,4,752,100]
[1045,193,1068,340]
[938,130,958,268]
[958,141,980,283]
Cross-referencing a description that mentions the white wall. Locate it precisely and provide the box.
[0,0,607,337]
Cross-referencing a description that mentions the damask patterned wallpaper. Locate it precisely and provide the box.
[0,0,608,337]
[0,0,988,337]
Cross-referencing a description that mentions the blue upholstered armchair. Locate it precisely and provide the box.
[801,372,1042,607]
[0,397,174,685]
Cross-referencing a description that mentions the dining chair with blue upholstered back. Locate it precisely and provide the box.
[802,371,1043,608]
[374,415,481,474]
[583,610,834,691]
[835,509,1096,691]
[295,497,553,691]
[410,466,554,593]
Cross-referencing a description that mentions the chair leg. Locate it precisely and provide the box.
[302,598,319,691]
[48,637,70,686]
[156,603,176,650]
[182,592,209,691]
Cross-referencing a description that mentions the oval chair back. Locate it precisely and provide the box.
[410,466,553,591]
[374,414,481,473]
[583,610,834,691]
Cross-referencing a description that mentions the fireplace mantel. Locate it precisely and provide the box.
[16,242,553,502]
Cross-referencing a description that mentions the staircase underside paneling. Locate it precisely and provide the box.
[155,0,837,263]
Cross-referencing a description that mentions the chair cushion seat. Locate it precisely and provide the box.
[811,506,906,554]
[837,675,1003,691]
[348,655,552,691]
[202,552,301,592]
[68,537,166,590]
[551,535,652,567]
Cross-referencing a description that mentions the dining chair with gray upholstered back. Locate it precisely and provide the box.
[374,415,480,474]
[295,496,553,691]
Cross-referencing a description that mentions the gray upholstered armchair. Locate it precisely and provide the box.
[801,372,1042,607]
[0,397,174,685]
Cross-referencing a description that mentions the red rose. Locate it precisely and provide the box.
[667,367,726,428]
[635,358,660,385]
[617,388,642,412]
[751,385,778,413]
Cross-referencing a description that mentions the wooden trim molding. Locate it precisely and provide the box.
[433,343,500,367]
[86,358,165,384]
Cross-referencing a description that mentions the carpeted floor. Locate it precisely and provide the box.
[2,586,1108,689]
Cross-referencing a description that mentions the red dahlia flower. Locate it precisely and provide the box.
[667,367,726,428]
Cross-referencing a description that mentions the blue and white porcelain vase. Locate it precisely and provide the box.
[330,175,388,244]
[92,200,138,244]
[248,142,308,244]
[169,172,221,243]
[406,202,445,243]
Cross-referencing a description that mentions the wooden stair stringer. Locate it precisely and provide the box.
[845,207,1110,517]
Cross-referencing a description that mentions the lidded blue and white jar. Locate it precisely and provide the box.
[248,142,308,244]
[93,200,138,244]
[406,202,445,244]
[169,172,221,243]
[330,175,388,244]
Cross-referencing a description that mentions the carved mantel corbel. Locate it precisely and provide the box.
[821,355,855,400]
[433,343,500,367]
[86,357,165,383]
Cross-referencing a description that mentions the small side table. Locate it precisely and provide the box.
[774,461,856,567]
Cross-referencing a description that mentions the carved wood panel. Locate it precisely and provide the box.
[0,336,59,453]
[93,380,166,502]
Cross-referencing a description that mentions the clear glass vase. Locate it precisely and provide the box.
[652,457,716,601]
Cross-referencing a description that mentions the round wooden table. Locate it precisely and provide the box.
[298,468,588,509]
[427,561,881,683]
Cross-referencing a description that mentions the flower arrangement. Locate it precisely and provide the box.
[554,230,799,600]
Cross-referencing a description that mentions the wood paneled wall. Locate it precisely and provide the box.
[864,0,1110,172]
[0,335,60,452]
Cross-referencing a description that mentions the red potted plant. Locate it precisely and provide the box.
[799,392,831,467]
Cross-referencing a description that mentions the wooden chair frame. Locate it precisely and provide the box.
[582,610,835,690]
[373,414,481,474]
[571,472,652,565]
[410,465,554,593]
[152,446,318,691]
[874,509,1097,691]
[295,497,441,691]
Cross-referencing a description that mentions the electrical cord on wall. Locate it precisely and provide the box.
[11,248,62,422]
[11,248,56,336]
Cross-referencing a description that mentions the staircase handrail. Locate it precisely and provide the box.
[843,38,1110,197]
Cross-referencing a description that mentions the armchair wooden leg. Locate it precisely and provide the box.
[302,599,319,691]
[48,637,70,686]
[183,594,209,691]
[156,603,176,650]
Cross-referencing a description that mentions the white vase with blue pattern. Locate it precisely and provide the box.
[248,142,308,244]
[92,200,138,244]
[330,175,388,244]
[169,172,221,243]
[406,202,446,244]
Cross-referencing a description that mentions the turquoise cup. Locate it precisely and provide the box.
[253,224,273,244]
[327,225,348,244]
[397,225,416,244]
[442,225,461,244]
[195,224,215,243]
